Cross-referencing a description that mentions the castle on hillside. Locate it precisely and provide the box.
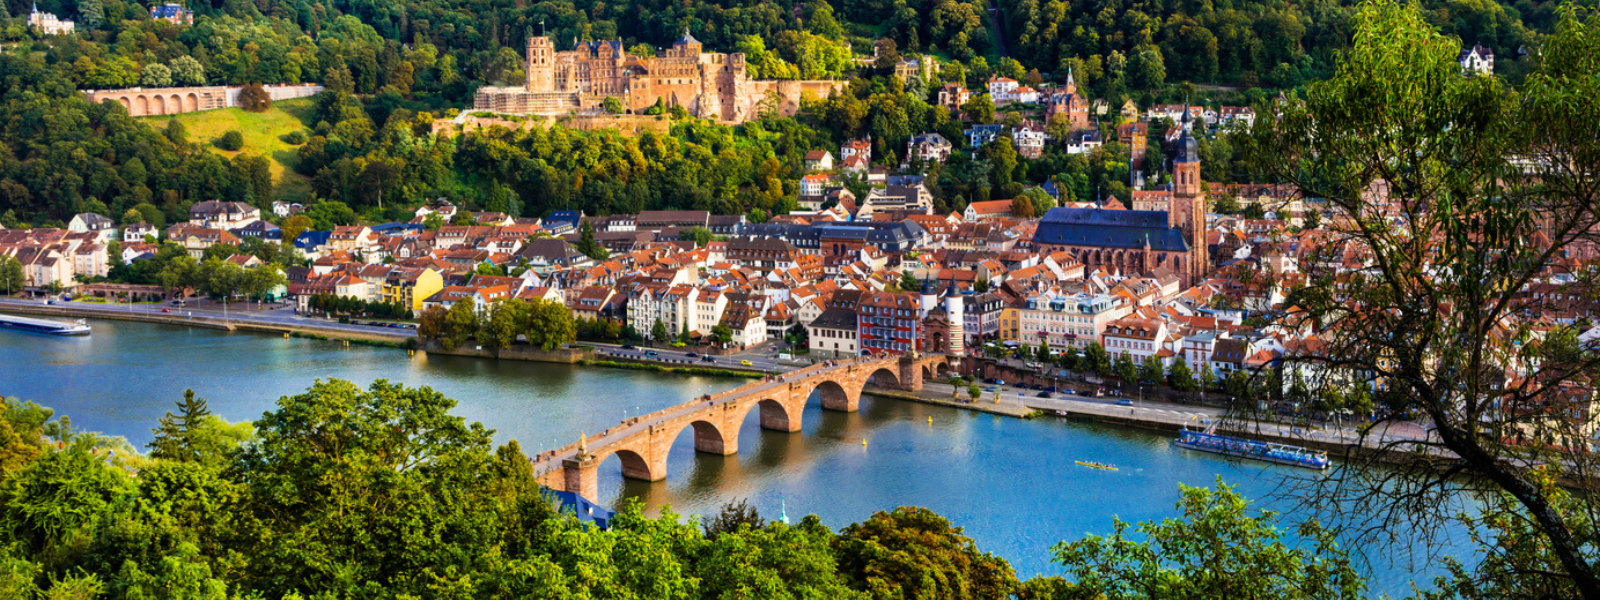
[473,31,845,123]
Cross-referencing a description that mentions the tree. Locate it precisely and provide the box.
[148,389,250,465]
[710,324,734,346]
[0,256,22,296]
[602,96,624,114]
[1169,358,1196,392]
[416,306,448,342]
[169,56,206,85]
[961,95,994,123]
[836,506,1018,600]
[1239,5,1600,595]
[900,271,920,292]
[442,300,478,350]
[1115,352,1137,392]
[484,299,526,351]
[1059,346,1081,371]
[359,161,399,209]
[1199,362,1217,392]
[967,384,982,401]
[140,63,173,87]
[238,84,272,112]
[1083,341,1111,375]
[523,298,576,351]
[1138,355,1165,386]
[217,131,245,152]
[652,318,669,342]
[1054,478,1365,600]
[230,379,499,597]
[702,498,764,538]
[574,220,608,260]
[279,214,313,243]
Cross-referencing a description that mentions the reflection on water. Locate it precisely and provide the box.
[0,318,1464,594]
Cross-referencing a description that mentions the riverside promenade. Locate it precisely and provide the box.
[0,298,411,343]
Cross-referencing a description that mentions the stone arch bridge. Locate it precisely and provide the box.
[533,353,956,500]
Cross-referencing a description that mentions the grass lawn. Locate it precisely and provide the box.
[144,98,318,202]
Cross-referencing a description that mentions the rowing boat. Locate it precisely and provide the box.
[1075,460,1118,471]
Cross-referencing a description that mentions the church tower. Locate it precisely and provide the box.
[1169,110,1208,287]
[526,35,555,93]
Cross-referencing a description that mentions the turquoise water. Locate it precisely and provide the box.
[0,318,1470,593]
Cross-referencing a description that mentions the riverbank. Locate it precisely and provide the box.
[0,303,411,343]
[863,385,1034,418]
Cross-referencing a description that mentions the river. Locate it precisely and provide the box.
[0,318,1470,594]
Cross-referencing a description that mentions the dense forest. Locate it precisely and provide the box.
[0,0,1560,225]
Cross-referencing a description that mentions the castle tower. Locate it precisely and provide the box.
[1169,109,1208,287]
[1064,66,1076,97]
[526,36,555,93]
[524,36,556,92]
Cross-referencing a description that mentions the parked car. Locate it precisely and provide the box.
[1116,399,1134,406]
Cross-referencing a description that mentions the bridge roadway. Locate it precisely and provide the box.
[533,353,956,500]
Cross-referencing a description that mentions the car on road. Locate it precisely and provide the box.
[983,386,998,392]
[45,300,54,305]
[1116,399,1134,406]
[701,356,716,363]
[160,308,170,313]
[686,352,698,357]
[1036,391,1053,398]
[740,360,752,366]
[620,344,635,349]
[644,350,659,357]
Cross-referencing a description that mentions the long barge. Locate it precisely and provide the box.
[0,313,92,336]
[1172,428,1330,470]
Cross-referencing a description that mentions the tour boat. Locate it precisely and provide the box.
[1075,460,1118,471]
[1172,427,1331,470]
[0,314,91,336]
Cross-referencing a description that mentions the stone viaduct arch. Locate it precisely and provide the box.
[541,354,956,500]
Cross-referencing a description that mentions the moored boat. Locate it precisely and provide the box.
[1172,428,1330,470]
[0,314,91,336]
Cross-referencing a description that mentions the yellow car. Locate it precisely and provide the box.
[740,360,752,366]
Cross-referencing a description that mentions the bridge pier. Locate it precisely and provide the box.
[562,457,600,502]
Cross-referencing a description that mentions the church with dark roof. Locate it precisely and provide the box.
[1032,112,1209,287]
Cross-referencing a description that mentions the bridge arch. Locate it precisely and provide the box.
[152,95,166,115]
[867,367,900,389]
[169,94,182,113]
[678,418,733,455]
[185,92,199,112]
[597,447,657,482]
[747,397,800,432]
[815,379,857,412]
[134,95,149,115]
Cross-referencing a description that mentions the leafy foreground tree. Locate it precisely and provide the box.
[1241,2,1600,597]
[1054,479,1365,600]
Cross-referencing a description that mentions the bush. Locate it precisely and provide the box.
[281,130,307,145]
[217,131,244,151]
